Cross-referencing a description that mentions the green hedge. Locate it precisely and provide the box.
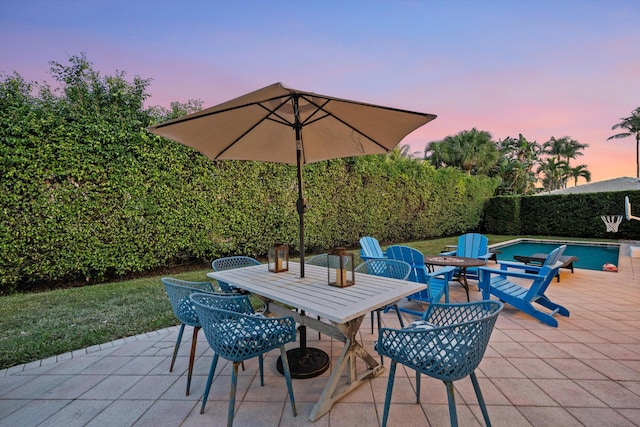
[0,55,500,294]
[483,191,640,239]
[0,143,498,294]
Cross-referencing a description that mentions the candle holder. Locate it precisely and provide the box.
[268,242,289,273]
[327,247,354,287]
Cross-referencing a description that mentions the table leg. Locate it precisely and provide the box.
[266,303,383,421]
[459,267,470,302]
[308,316,384,422]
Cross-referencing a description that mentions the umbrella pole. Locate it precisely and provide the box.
[296,138,305,278]
[275,96,330,379]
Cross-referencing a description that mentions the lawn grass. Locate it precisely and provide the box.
[0,234,615,369]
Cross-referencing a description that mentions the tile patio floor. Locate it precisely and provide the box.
[2,242,639,427]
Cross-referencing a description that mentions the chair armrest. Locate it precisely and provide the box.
[360,255,387,261]
[478,253,491,261]
[478,266,544,281]
[427,266,455,281]
[497,261,542,272]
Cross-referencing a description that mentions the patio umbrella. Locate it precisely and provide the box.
[148,82,436,378]
[147,82,436,277]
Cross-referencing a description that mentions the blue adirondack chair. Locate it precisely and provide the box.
[500,245,567,282]
[386,245,454,316]
[478,245,570,327]
[441,233,491,280]
[359,236,387,261]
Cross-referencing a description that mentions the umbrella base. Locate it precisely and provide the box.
[276,347,330,379]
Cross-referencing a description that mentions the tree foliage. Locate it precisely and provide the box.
[608,107,640,178]
[0,55,498,294]
[425,127,592,194]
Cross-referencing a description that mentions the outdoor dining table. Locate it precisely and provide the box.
[207,262,426,422]
[423,255,486,302]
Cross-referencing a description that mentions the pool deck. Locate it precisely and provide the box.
[1,241,639,426]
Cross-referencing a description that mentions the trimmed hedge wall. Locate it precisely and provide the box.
[483,191,640,239]
[1,140,499,294]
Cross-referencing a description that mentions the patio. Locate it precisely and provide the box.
[2,242,639,427]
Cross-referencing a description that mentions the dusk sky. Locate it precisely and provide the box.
[1,0,639,183]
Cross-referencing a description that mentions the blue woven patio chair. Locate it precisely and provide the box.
[211,256,261,293]
[386,245,454,316]
[161,278,216,396]
[306,253,354,268]
[376,300,503,427]
[190,292,297,426]
[355,259,411,335]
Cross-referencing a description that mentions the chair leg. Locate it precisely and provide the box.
[371,311,375,334]
[415,371,421,402]
[381,361,398,427]
[470,371,491,426]
[394,304,404,328]
[170,323,186,372]
[185,326,200,396]
[445,381,459,427]
[376,310,384,365]
[258,354,264,386]
[280,346,297,416]
[200,354,219,414]
[227,362,240,427]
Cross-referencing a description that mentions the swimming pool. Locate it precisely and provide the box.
[490,239,620,271]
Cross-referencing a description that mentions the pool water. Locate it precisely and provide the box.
[492,240,620,271]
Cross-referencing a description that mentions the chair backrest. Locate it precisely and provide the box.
[161,278,216,326]
[418,300,503,380]
[385,245,428,283]
[211,256,261,292]
[359,236,385,259]
[188,291,255,314]
[305,253,353,269]
[456,233,488,258]
[377,301,502,381]
[355,259,411,280]
[526,262,563,299]
[543,245,567,267]
[190,292,296,361]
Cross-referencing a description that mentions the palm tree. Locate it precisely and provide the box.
[424,140,447,169]
[568,164,592,186]
[607,107,640,178]
[543,136,588,163]
[542,136,590,188]
[425,128,499,175]
[495,134,541,194]
[537,158,569,191]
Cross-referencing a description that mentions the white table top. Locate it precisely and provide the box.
[207,262,426,324]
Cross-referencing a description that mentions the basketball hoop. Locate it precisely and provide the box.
[625,196,640,221]
[601,215,623,232]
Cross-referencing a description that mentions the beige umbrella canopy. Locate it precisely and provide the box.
[147,82,436,276]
